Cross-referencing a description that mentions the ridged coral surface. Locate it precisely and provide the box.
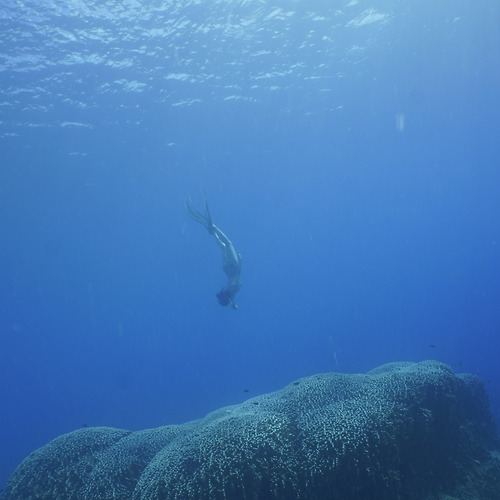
[4,361,498,500]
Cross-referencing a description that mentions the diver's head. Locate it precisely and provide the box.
[216,288,231,307]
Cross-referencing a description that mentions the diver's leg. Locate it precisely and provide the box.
[222,240,239,269]
[212,226,232,246]
[212,230,226,250]
[211,226,239,267]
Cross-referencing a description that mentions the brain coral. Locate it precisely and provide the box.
[4,360,499,499]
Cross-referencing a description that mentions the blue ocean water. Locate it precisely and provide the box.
[1,0,499,491]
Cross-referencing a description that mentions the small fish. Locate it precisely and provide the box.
[243,389,250,393]
[428,344,436,348]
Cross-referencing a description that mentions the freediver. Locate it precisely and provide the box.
[185,200,242,309]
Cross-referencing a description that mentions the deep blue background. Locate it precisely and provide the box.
[1,0,499,490]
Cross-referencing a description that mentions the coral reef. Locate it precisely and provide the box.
[4,361,499,499]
